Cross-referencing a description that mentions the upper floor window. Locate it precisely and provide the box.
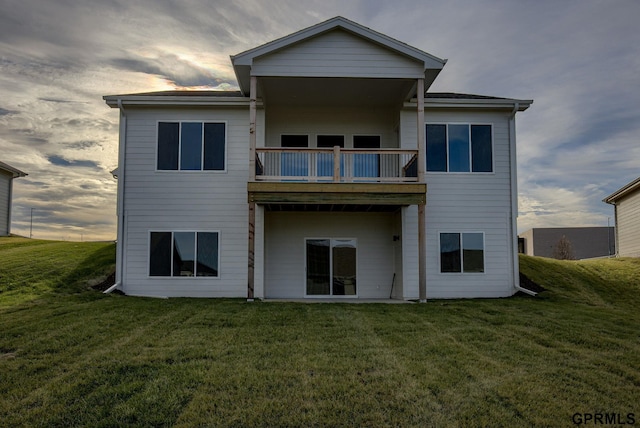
[426,124,492,172]
[281,135,308,147]
[157,122,226,171]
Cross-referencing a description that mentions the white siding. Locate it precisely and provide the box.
[391,210,403,299]
[617,192,640,257]
[401,205,419,299]
[519,229,535,256]
[119,103,518,299]
[264,212,397,299]
[121,107,250,297]
[0,171,11,236]
[254,204,265,299]
[400,108,516,298]
[266,105,399,148]
[252,29,423,79]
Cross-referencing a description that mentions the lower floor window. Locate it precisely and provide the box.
[149,231,219,277]
[440,232,484,273]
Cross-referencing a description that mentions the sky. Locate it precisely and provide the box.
[1,0,639,241]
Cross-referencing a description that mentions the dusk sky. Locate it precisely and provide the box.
[1,0,639,241]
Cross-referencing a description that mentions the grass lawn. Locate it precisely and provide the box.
[1,236,639,426]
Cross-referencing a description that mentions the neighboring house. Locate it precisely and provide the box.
[0,161,27,236]
[518,227,615,259]
[604,177,640,257]
[103,16,532,300]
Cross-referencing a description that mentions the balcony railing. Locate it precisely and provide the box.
[255,147,418,182]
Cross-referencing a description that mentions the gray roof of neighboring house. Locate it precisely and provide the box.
[603,177,640,204]
[0,161,27,178]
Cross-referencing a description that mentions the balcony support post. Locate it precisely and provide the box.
[248,75,257,301]
[333,146,340,182]
[417,78,427,302]
[249,76,257,181]
[417,78,425,182]
[248,201,255,301]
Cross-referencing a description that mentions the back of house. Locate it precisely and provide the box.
[604,177,640,257]
[0,161,27,236]
[104,17,531,300]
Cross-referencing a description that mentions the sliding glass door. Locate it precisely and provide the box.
[306,239,357,296]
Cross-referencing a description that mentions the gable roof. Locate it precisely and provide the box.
[231,16,447,95]
[0,161,27,178]
[604,177,640,204]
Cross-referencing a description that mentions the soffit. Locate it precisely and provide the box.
[258,77,415,108]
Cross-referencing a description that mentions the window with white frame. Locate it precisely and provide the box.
[149,231,219,277]
[439,232,485,273]
[426,124,492,172]
[157,122,225,171]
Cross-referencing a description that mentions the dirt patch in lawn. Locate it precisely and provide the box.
[519,272,546,294]
[91,271,116,292]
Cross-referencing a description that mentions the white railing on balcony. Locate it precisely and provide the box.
[255,147,418,182]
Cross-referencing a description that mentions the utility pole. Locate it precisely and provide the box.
[30,208,35,239]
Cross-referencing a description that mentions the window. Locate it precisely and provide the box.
[281,135,308,148]
[317,135,344,148]
[149,231,219,277]
[440,232,484,273]
[157,122,225,171]
[426,124,492,172]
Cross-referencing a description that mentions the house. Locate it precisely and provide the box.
[103,16,532,300]
[518,227,615,259]
[604,177,640,257]
[0,161,27,236]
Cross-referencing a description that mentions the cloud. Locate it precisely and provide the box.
[47,155,101,169]
[1,0,639,241]
[518,184,611,233]
[38,97,89,104]
[108,54,238,88]
[64,141,103,150]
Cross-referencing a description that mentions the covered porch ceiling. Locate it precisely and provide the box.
[257,77,416,108]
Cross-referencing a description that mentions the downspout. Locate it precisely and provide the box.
[612,203,619,257]
[105,99,127,294]
[508,103,536,296]
[7,176,13,235]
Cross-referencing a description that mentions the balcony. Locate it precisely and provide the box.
[255,147,418,182]
[248,147,426,210]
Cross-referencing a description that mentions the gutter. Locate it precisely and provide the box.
[609,202,619,257]
[104,96,255,108]
[509,103,521,294]
[105,99,127,294]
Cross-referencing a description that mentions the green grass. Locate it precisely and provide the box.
[0,237,115,307]
[1,236,639,426]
